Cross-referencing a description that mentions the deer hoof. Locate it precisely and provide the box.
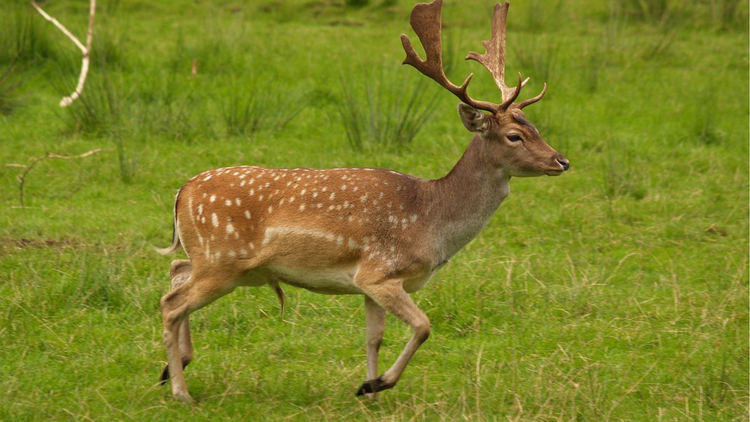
[159,364,170,385]
[355,377,393,396]
[174,391,195,404]
[160,359,190,385]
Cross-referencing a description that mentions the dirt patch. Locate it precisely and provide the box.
[0,237,83,250]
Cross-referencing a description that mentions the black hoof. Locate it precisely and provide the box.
[355,377,393,396]
[159,360,189,385]
[159,364,170,385]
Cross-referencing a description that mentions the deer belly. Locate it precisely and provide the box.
[267,264,364,295]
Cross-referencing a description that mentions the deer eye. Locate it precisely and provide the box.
[507,134,523,143]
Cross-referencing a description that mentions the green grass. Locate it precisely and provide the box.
[0,0,748,420]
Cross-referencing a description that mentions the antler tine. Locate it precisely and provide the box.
[465,2,532,111]
[401,0,499,114]
[516,82,547,109]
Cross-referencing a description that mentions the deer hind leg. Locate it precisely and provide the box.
[355,278,430,396]
[160,260,194,385]
[160,267,236,403]
[363,295,386,399]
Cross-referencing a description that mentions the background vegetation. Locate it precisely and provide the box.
[0,0,747,420]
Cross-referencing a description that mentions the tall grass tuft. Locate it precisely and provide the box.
[338,67,439,151]
[57,69,126,135]
[0,59,28,115]
[219,79,311,138]
[601,136,647,201]
[514,37,559,90]
[709,0,744,30]
[0,3,56,65]
[625,0,674,24]
[113,130,138,183]
[693,87,721,145]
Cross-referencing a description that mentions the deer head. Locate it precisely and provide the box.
[401,0,569,177]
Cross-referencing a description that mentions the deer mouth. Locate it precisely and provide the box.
[545,156,569,176]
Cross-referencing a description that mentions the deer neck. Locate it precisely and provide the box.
[427,135,511,260]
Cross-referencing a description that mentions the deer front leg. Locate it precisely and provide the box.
[364,295,386,399]
[355,278,430,396]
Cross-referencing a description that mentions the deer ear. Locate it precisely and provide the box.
[457,103,489,133]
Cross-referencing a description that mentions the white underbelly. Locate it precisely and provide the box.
[268,264,364,295]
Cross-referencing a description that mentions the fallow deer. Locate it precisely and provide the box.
[158,0,569,403]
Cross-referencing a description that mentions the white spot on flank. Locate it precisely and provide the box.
[235,198,241,206]
[244,210,251,219]
[300,204,306,211]
[226,223,235,234]
[210,195,216,203]
[239,249,248,257]
[225,199,232,206]
[197,204,203,215]
[268,206,273,214]
[329,192,336,200]
[228,251,237,258]
[211,213,219,227]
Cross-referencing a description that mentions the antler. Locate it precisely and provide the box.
[401,0,546,113]
[400,0,500,114]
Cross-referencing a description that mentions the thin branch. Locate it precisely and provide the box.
[6,148,105,208]
[31,0,96,107]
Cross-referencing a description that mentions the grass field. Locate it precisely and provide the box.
[1,0,748,420]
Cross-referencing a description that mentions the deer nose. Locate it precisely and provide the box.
[556,156,570,171]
